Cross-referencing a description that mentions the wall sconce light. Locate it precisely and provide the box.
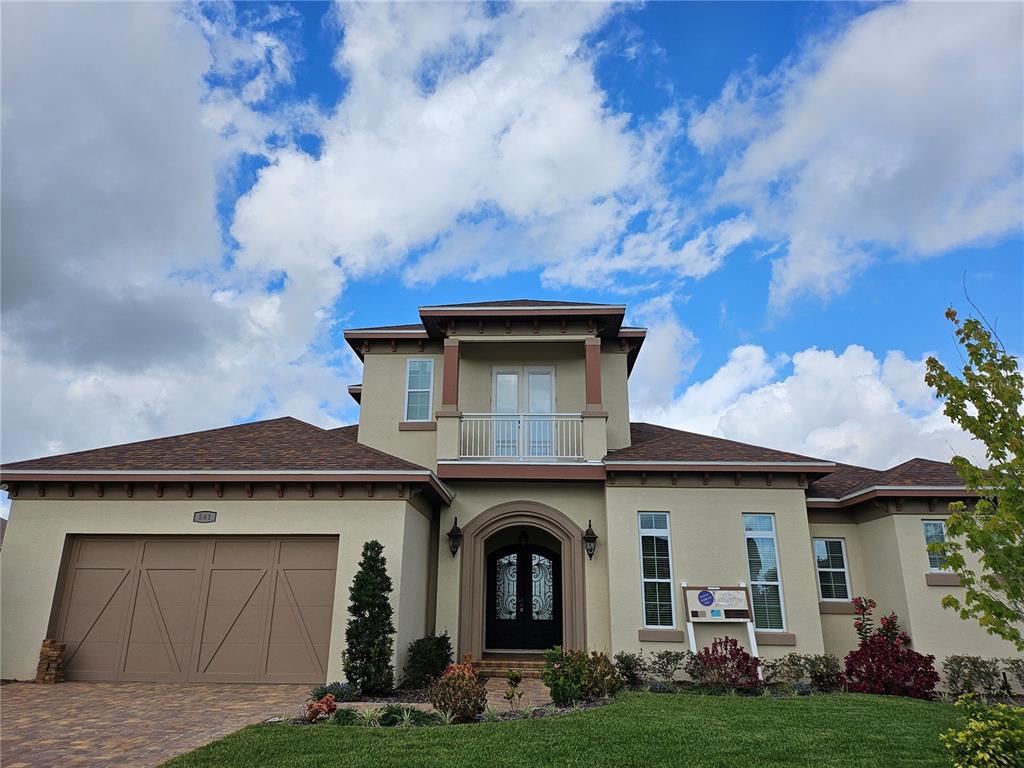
[447,517,463,557]
[583,520,598,560]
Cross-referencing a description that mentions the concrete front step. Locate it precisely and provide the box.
[475,660,545,679]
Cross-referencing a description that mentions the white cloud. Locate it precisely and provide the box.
[627,294,699,412]
[691,2,1024,308]
[635,342,982,469]
[0,2,353,463]
[232,2,719,295]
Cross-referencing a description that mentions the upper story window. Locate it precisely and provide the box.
[743,513,785,631]
[922,520,948,571]
[813,538,851,601]
[404,359,434,421]
[638,512,674,628]
[493,367,555,414]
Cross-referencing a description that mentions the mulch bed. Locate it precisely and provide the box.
[366,687,432,704]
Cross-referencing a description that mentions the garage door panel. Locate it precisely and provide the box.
[279,538,337,568]
[76,538,137,567]
[55,536,338,683]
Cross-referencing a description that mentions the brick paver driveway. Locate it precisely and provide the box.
[1,681,307,767]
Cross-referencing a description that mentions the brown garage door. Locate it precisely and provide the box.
[52,536,338,683]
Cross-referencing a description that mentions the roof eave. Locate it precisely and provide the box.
[806,485,975,508]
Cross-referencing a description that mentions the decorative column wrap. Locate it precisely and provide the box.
[440,338,460,411]
[584,337,603,410]
[36,638,65,684]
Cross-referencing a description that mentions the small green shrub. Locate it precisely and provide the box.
[649,650,690,683]
[357,707,383,727]
[804,653,845,693]
[403,633,454,688]
[540,646,589,707]
[310,681,360,702]
[944,656,1003,697]
[940,694,1024,768]
[331,708,360,726]
[584,651,625,698]
[762,653,807,686]
[378,704,410,727]
[428,657,487,722]
[613,651,648,685]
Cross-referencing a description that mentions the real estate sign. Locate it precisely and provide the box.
[682,586,753,622]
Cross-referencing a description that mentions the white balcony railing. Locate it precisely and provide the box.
[459,413,584,461]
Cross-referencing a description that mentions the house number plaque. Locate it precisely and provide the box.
[193,511,217,524]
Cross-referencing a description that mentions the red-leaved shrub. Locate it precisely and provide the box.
[844,597,939,700]
[695,636,762,691]
[428,654,487,722]
[305,693,337,722]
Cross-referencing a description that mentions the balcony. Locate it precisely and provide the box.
[458,413,584,462]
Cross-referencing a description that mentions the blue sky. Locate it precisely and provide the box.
[2,1,1022,503]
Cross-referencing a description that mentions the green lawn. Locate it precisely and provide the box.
[162,692,957,768]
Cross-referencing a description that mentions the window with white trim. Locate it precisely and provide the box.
[404,359,434,421]
[743,514,785,630]
[923,520,948,571]
[639,512,674,627]
[813,538,851,601]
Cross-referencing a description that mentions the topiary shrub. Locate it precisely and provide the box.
[540,646,589,707]
[694,637,761,692]
[310,681,360,702]
[584,651,625,698]
[613,651,648,686]
[944,656,1003,697]
[403,632,454,688]
[648,649,690,684]
[804,653,845,693]
[844,597,939,700]
[428,656,487,722]
[940,694,1024,768]
[343,540,396,696]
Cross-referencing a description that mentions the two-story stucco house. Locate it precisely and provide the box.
[0,299,1017,684]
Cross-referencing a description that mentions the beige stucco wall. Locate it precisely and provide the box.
[605,486,825,659]
[0,496,431,682]
[811,505,1022,662]
[457,342,585,414]
[433,481,611,654]
[600,347,631,450]
[357,350,444,469]
[808,521,869,656]
[888,506,1020,660]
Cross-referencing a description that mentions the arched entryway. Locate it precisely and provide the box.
[458,502,586,660]
[485,527,562,650]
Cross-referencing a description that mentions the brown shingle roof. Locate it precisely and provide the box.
[609,423,831,466]
[345,323,425,332]
[1,417,424,473]
[421,299,617,308]
[328,424,359,442]
[807,458,965,500]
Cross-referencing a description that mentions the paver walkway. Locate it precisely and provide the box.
[0,681,307,768]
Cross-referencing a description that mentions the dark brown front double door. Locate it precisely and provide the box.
[485,538,561,650]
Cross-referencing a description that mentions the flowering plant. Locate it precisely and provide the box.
[693,636,761,692]
[305,693,337,722]
[428,654,487,722]
[844,596,939,699]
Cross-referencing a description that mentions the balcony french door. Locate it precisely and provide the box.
[493,367,554,458]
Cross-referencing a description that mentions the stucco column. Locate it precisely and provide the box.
[584,337,602,410]
[582,337,607,460]
[436,339,461,460]
[440,339,460,411]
